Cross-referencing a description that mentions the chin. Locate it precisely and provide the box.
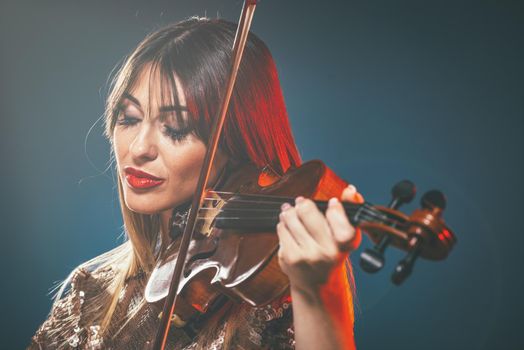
[124,197,173,215]
[127,205,163,215]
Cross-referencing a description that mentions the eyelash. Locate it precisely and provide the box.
[116,115,139,127]
[116,115,191,142]
[164,125,191,142]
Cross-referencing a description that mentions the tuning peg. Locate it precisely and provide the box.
[360,243,387,273]
[391,180,416,208]
[360,180,416,273]
[391,238,422,285]
[421,190,446,211]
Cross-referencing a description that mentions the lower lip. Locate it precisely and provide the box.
[125,174,164,189]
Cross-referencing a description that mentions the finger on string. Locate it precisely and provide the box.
[326,197,358,252]
[279,202,318,249]
[294,196,334,248]
[341,184,364,204]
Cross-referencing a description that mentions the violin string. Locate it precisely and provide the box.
[195,206,397,227]
[196,201,397,226]
[193,211,388,228]
[204,191,384,217]
[202,196,293,206]
[198,208,284,214]
[196,206,394,225]
[201,196,355,210]
[204,190,389,221]
[195,210,380,222]
[196,191,399,226]
[208,190,293,198]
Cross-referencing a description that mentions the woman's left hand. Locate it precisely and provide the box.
[276,184,364,295]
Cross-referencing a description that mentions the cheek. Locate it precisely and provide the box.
[168,141,207,183]
[112,129,130,165]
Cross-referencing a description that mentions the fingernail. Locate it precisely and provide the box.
[328,197,339,207]
[295,196,304,204]
[281,202,291,211]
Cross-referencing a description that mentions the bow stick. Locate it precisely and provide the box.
[152,1,258,349]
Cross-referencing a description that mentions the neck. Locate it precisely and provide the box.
[160,209,174,245]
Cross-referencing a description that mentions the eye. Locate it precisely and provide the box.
[116,114,140,127]
[163,125,192,142]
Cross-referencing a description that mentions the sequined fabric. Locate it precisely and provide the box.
[28,265,295,349]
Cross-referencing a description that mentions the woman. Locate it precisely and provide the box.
[29,17,363,350]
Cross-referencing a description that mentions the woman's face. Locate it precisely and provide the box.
[113,65,227,215]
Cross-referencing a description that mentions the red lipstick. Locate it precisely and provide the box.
[124,167,164,189]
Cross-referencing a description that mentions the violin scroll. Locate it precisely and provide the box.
[359,180,416,273]
[359,184,457,285]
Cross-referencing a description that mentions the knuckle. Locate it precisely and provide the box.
[277,249,285,262]
[337,217,353,233]
[325,246,339,261]
[336,230,355,251]
[287,254,300,266]
[278,249,292,265]
[306,249,328,266]
[337,228,354,244]
[318,249,336,264]
[310,253,324,265]
[341,225,354,237]
[303,257,315,267]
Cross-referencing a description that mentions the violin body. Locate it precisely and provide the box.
[146,160,350,323]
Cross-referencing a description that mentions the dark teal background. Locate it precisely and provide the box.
[1,0,522,349]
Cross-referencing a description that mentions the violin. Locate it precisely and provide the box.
[145,160,456,339]
[148,1,456,348]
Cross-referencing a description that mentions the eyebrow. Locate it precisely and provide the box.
[122,92,189,112]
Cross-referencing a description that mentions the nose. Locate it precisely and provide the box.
[129,123,158,163]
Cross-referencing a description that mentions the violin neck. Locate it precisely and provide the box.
[213,195,384,232]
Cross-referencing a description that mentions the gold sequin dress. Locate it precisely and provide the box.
[28,265,295,349]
